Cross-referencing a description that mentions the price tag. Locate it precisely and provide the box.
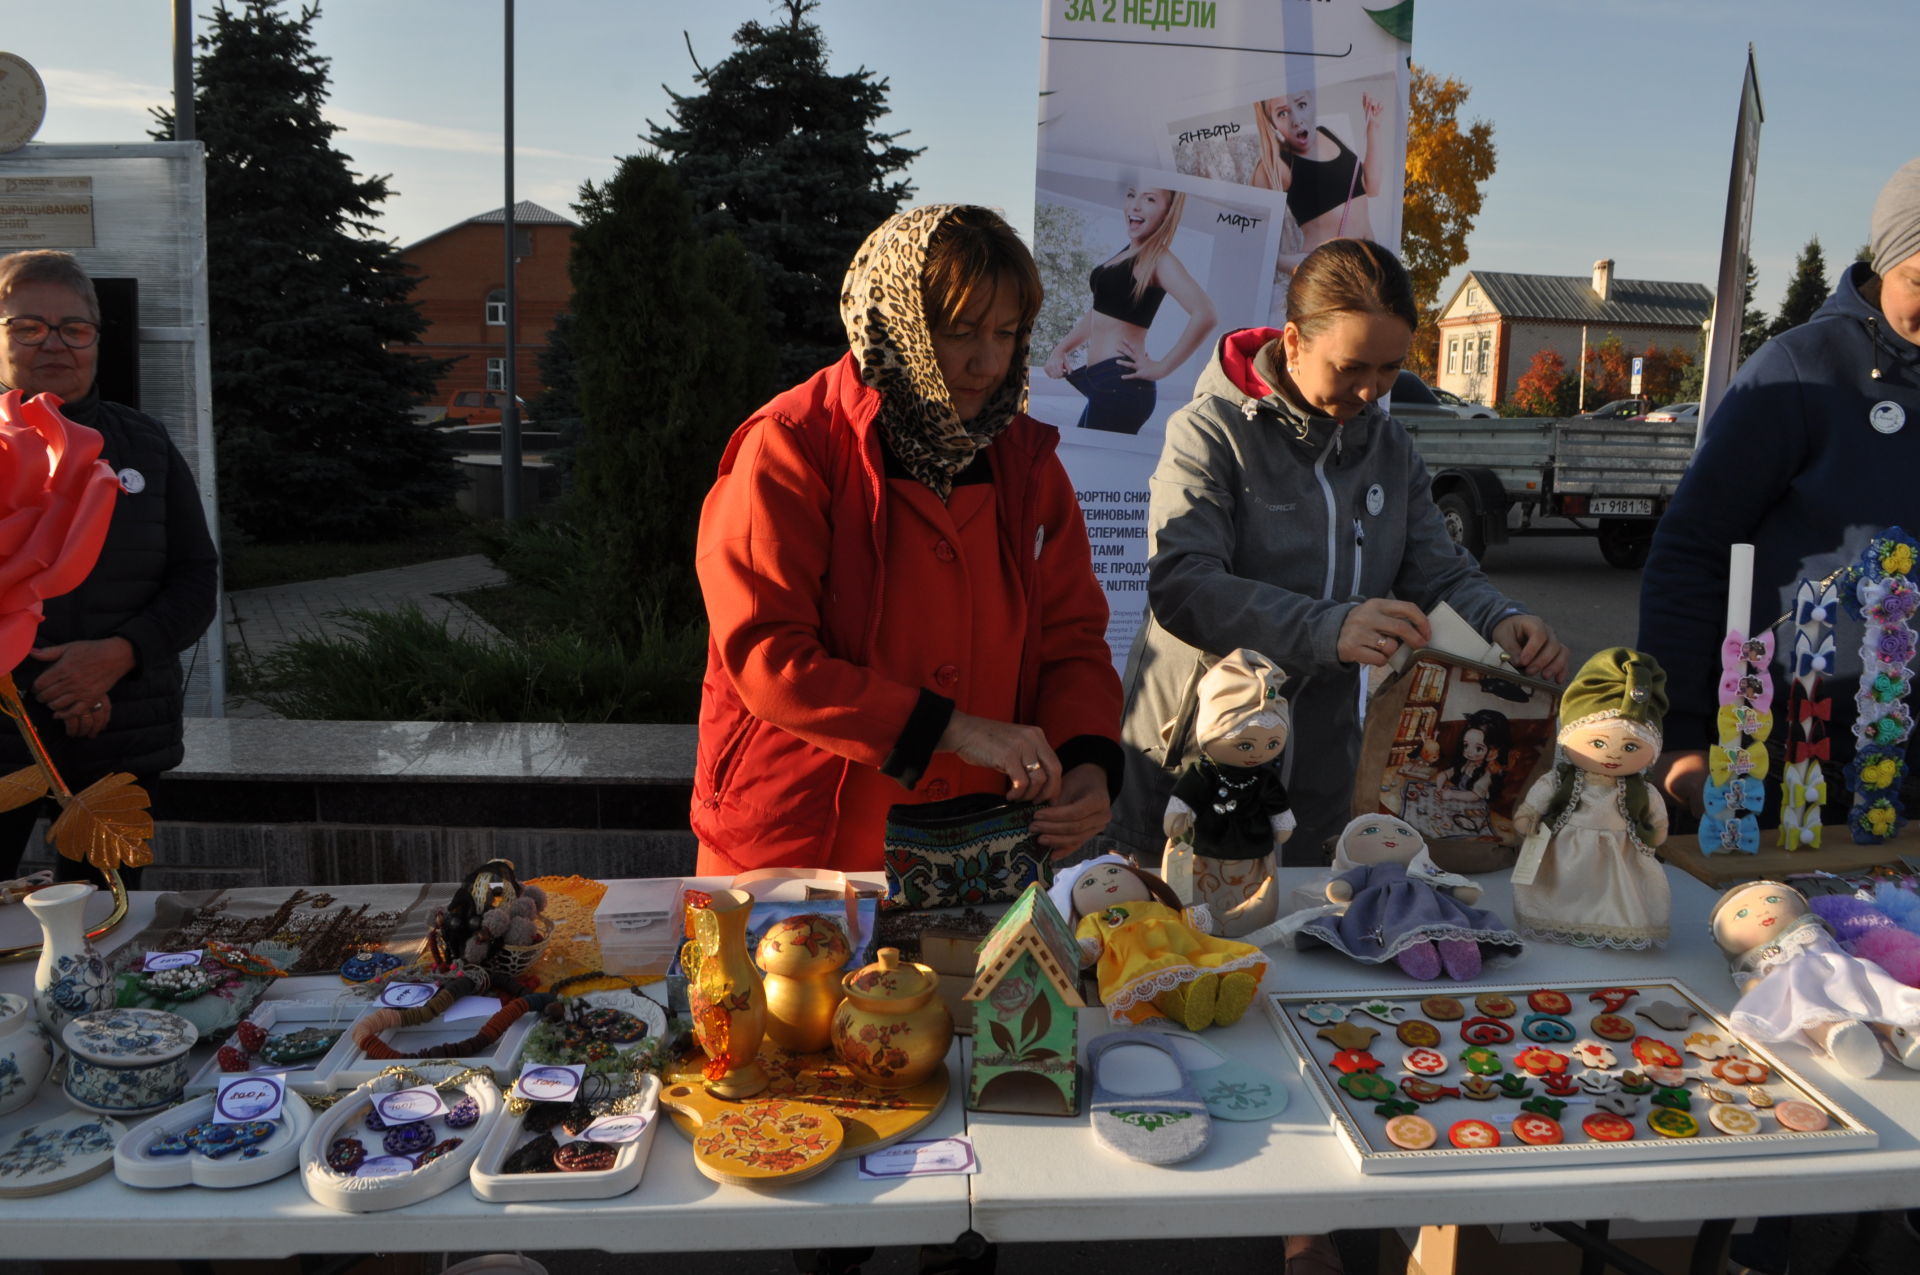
[578,1112,651,1144]
[856,1136,979,1179]
[140,950,203,972]
[354,1155,414,1178]
[373,1085,449,1124]
[513,1064,584,1104]
[377,982,437,1009]
[213,1074,286,1124]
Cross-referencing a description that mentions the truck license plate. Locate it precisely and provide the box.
[1591,498,1653,516]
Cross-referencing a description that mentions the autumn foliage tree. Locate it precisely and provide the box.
[1509,349,1578,418]
[1403,68,1497,377]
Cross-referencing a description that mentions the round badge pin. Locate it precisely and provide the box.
[118,468,147,494]
[1870,401,1907,435]
[1365,483,1385,516]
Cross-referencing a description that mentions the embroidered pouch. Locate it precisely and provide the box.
[881,795,1049,912]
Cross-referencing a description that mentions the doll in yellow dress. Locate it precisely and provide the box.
[1048,855,1267,1030]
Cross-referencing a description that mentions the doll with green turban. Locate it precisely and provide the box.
[1510,648,1673,949]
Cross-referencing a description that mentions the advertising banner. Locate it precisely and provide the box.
[1031,0,1412,666]
[1697,45,1764,441]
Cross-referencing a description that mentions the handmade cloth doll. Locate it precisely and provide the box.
[1161,650,1295,937]
[1289,814,1522,979]
[1049,855,1267,1031]
[1510,648,1671,949]
[1711,880,1920,1078]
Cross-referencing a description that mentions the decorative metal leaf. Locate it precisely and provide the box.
[0,765,48,813]
[49,772,153,871]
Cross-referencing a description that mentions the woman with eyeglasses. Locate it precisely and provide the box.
[0,250,218,889]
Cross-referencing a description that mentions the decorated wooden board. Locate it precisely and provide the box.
[1263,979,1875,1175]
[659,1083,844,1186]
[665,1040,947,1155]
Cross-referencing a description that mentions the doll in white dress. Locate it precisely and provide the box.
[1510,648,1672,949]
[1711,880,1920,1078]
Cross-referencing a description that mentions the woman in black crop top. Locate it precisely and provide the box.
[1042,185,1216,434]
[1252,88,1384,274]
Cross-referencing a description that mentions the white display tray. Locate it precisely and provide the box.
[469,1073,661,1202]
[298,1065,503,1213]
[329,1004,538,1088]
[1264,978,1877,1175]
[184,998,365,1097]
[115,1090,315,1189]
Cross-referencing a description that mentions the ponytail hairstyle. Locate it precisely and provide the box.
[1284,238,1418,341]
[1127,189,1187,304]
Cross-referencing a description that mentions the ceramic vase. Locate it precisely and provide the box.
[831,947,953,1090]
[25,881,114,1037]
[0,991,54,1116]
[682,888,769,1098]
[756,913,851,1054]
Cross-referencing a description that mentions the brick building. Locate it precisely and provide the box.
[397,200,577,413]
[1434,259,1712,409]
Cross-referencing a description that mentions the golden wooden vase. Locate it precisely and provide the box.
[682,887,769,1099]
[755,914,850,1054]
[830,947,953,1090]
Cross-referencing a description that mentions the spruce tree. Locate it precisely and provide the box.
[1770,236,1831,338]
[646,0,920,383]
[154,0,457,542]
[565,157,774,634]
[1739,259,1770,362]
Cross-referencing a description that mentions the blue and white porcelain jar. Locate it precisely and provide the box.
[24,882,113,1036]
[0,992,54,1116]
[62,1008,198,1117]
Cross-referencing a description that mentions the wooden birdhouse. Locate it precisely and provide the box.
[963,882,1085,1116]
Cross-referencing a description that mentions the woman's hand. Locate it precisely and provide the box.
[1032,763,1112,858]
[1337,598,1430,667]
[1362,93,1382,130]
[30,638,134,738]
[1650,749,1709,819]
[938,711,1062,802]
[1114,338,1164,382]
[1044,346,1071,379]
[1492,614,1571,683]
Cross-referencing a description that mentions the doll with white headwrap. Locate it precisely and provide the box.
[1711,880,1920,1078]
[1291,814,1523,979]
[1160,650,1295,938]
[1511,647,1672,949]
[1049,855,1267,1031]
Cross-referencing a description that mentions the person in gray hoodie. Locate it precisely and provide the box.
[1113,239,1569,865]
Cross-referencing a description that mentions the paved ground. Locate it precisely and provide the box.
[223,554,508,716]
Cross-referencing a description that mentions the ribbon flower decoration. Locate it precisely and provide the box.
[0,390,151,877]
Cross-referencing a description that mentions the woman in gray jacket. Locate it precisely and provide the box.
[1114,239,1568,864]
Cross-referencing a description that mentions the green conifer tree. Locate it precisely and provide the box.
[646,0,920,383]
[1769,236,1831,338]
[154,0,457,542]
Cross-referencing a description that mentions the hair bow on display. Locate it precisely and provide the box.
[1871,671,1911,703]
[1867,583,1920,627]
[1718,671,1774,712]
[1857,702,1915,748]
[1792,634,1835,680]
[1795,580,1836,628]
[1702,776,1761,820]
[1701,810,1761,855]
[1714,704,1773,745]
[1874,626,1917,667]
[1710,746,1769,785]
[1781,759,1828,810]
[1722,631,1775,670]
[1788,736,1831,764]
[1778,804,1824,851]
[1796,699,1832,723]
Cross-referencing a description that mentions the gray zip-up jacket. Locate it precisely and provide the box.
[1112,329,1528,861]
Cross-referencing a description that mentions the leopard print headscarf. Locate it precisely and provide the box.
[840,204,1031,498]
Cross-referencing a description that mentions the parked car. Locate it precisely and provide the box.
[1389,371,1494,419]
[1432,386,1495,417]
[1642,401,1699,425]
[442,389,533,425]
[1577,397,1653,420]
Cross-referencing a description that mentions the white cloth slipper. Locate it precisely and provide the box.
[1087,1030,1212,1164]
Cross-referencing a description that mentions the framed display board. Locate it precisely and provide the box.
[1264,979,1875,1175]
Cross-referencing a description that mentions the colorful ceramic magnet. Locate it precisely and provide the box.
[1447,1119,1500,1149]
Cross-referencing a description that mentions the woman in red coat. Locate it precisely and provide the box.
[693,205,1124,874]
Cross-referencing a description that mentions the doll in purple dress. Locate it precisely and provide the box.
[1292,814,1523,979]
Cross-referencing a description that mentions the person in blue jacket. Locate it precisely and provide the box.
[1640,158,1920,820]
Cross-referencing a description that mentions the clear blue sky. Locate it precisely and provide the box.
[5,0,1911,313]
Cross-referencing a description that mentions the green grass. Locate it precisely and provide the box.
[222,509,491,590]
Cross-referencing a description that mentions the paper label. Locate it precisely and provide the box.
[442,995,498,1024]
[579,1112,651,1144]
[373,1086,448,1124]
[140,950,203,972]
[1510,826,1552,887]
[214,1074,286,1123]
[856,1136,979,1179]
[377,982,437,1009]
[513,1064,584,1104]
[355,1155,414,1178]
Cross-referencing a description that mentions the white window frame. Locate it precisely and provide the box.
[486,358,505,390]
[1477,335,1492,376]
[1446,339,1459,374]
[485,289,506,326]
